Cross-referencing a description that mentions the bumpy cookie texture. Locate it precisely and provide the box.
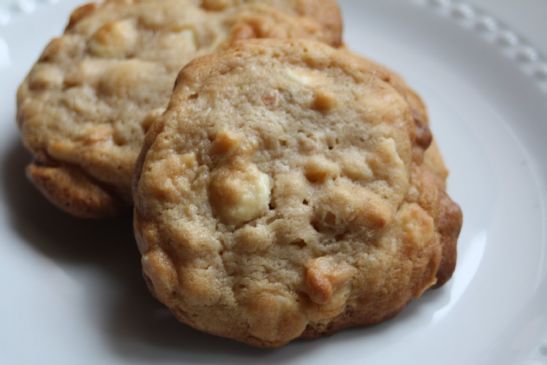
[16,0,342,218]
[133,39,462,347]
[201,0,342,46]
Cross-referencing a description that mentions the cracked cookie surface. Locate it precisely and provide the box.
[17,0,342,218]
[133,39,462,347]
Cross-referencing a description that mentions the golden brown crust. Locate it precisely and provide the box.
[422,143,462,286]
[26,163,123,218]
[66,2,98,30]
[300,301,407,340]
[133,39,462,347]
[433,189,462,287]
[17,0,343,218]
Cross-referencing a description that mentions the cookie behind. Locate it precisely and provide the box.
[17,0,343,218]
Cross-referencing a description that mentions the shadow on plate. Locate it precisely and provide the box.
[0,139,453,363]
[0,140,289,361]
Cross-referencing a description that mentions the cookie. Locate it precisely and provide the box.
[133,39,462,347]
[201,0,342,47]
[16,0,343,218]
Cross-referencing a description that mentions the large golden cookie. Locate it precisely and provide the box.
[133,39,462,347]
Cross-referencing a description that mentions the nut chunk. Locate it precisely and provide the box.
[305,256,355,305]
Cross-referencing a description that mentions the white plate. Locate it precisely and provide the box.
[1,1,547,364]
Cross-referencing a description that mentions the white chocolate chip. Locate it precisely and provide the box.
[210,163,271,225]
[286,68,316,86]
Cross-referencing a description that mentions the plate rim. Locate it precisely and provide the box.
[1,0,547,363]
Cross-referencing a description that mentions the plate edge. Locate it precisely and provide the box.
[1,0,546,362]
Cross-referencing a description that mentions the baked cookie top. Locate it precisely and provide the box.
[133,39,462,347]
[17,0,342,218]
[201,0,342,47]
